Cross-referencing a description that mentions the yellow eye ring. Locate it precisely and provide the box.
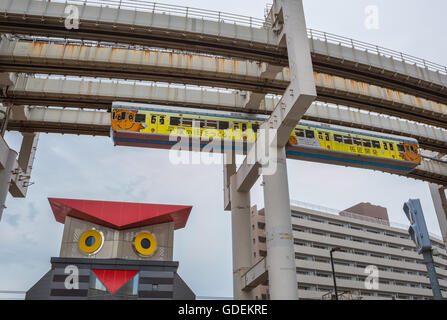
[134,232,157,257]
[79,229,103,254]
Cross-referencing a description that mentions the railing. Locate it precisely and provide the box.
[48,0,269,28]
[290,200,443,241]
[8,1,443,76]
[307,29,447,76]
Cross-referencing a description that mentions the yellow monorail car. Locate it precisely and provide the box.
[111,102,421,175]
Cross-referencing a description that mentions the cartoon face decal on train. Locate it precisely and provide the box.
[111,109,147,132]
[398,143,421,163]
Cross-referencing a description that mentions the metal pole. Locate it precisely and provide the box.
[263,146,298,300]
[422,250,443,300]
[428,183,447,251]
[230,174,254,300]
[330,249,339,300]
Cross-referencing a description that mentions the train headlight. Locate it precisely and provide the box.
[79,229,104,255]
[134,232,157,257]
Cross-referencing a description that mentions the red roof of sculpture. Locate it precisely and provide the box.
[48,198,192,230]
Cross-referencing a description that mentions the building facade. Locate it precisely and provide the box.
[26,198,195,300]
[251,202,447,300]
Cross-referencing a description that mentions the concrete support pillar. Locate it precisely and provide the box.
[429,183,447,250]
[230,174,254,300]
[18,132,38,174]
[262,146,298,300]
[223,151,236,211]
[0,148,17,220]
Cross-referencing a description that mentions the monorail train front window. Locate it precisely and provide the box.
[397,144,405,152]
[151,115,157,124]
[407,145,417,153]
[389,143,394,151]
[112,111,116,120]
[118,112,127,120]
[242,123,247,131]
[383,143,388,150]
[325,134,330,141]
[159,117,165,125]
[305,130,315,139]
[128,113,134,122]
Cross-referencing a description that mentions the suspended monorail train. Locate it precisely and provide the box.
[111,102,421,175]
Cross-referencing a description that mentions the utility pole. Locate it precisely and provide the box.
[330,247,341,300]
[403,199,443,300]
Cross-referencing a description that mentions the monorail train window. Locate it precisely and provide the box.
[219,121,230,130]
[206,120,218,129]
[112,111,116,120]
[325,133,330,141]
[389,143,394,151]
[135,114,146,123]
[151,115,157,124]
[182,118,193,127]
[295,129,305,137]
[372,140,380,149]
[242,123,247,131]
[118,112,127,120]
[169,117,181,126]
[252,123,259,133]
[353,138,362,146]
[128,113,134,122]
[383,142,388,150]
[318,132,323,140]
[397,144,405,152]
[305,130,315,139]
[343,136,353,145]
[407,145,417,153]
[334,134,343,143]
[362,140,372,148]
[159,116,165,125]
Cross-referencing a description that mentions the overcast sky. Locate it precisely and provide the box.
[1,0,447,299]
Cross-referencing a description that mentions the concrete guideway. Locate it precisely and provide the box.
[1,0,447,103]
[1,36,446,128]
[3,75,447,154]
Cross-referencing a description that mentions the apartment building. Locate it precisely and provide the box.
[250,201,447,300]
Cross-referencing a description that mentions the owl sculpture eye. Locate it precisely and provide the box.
[79,229,104,255]
[133,232,157,257]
